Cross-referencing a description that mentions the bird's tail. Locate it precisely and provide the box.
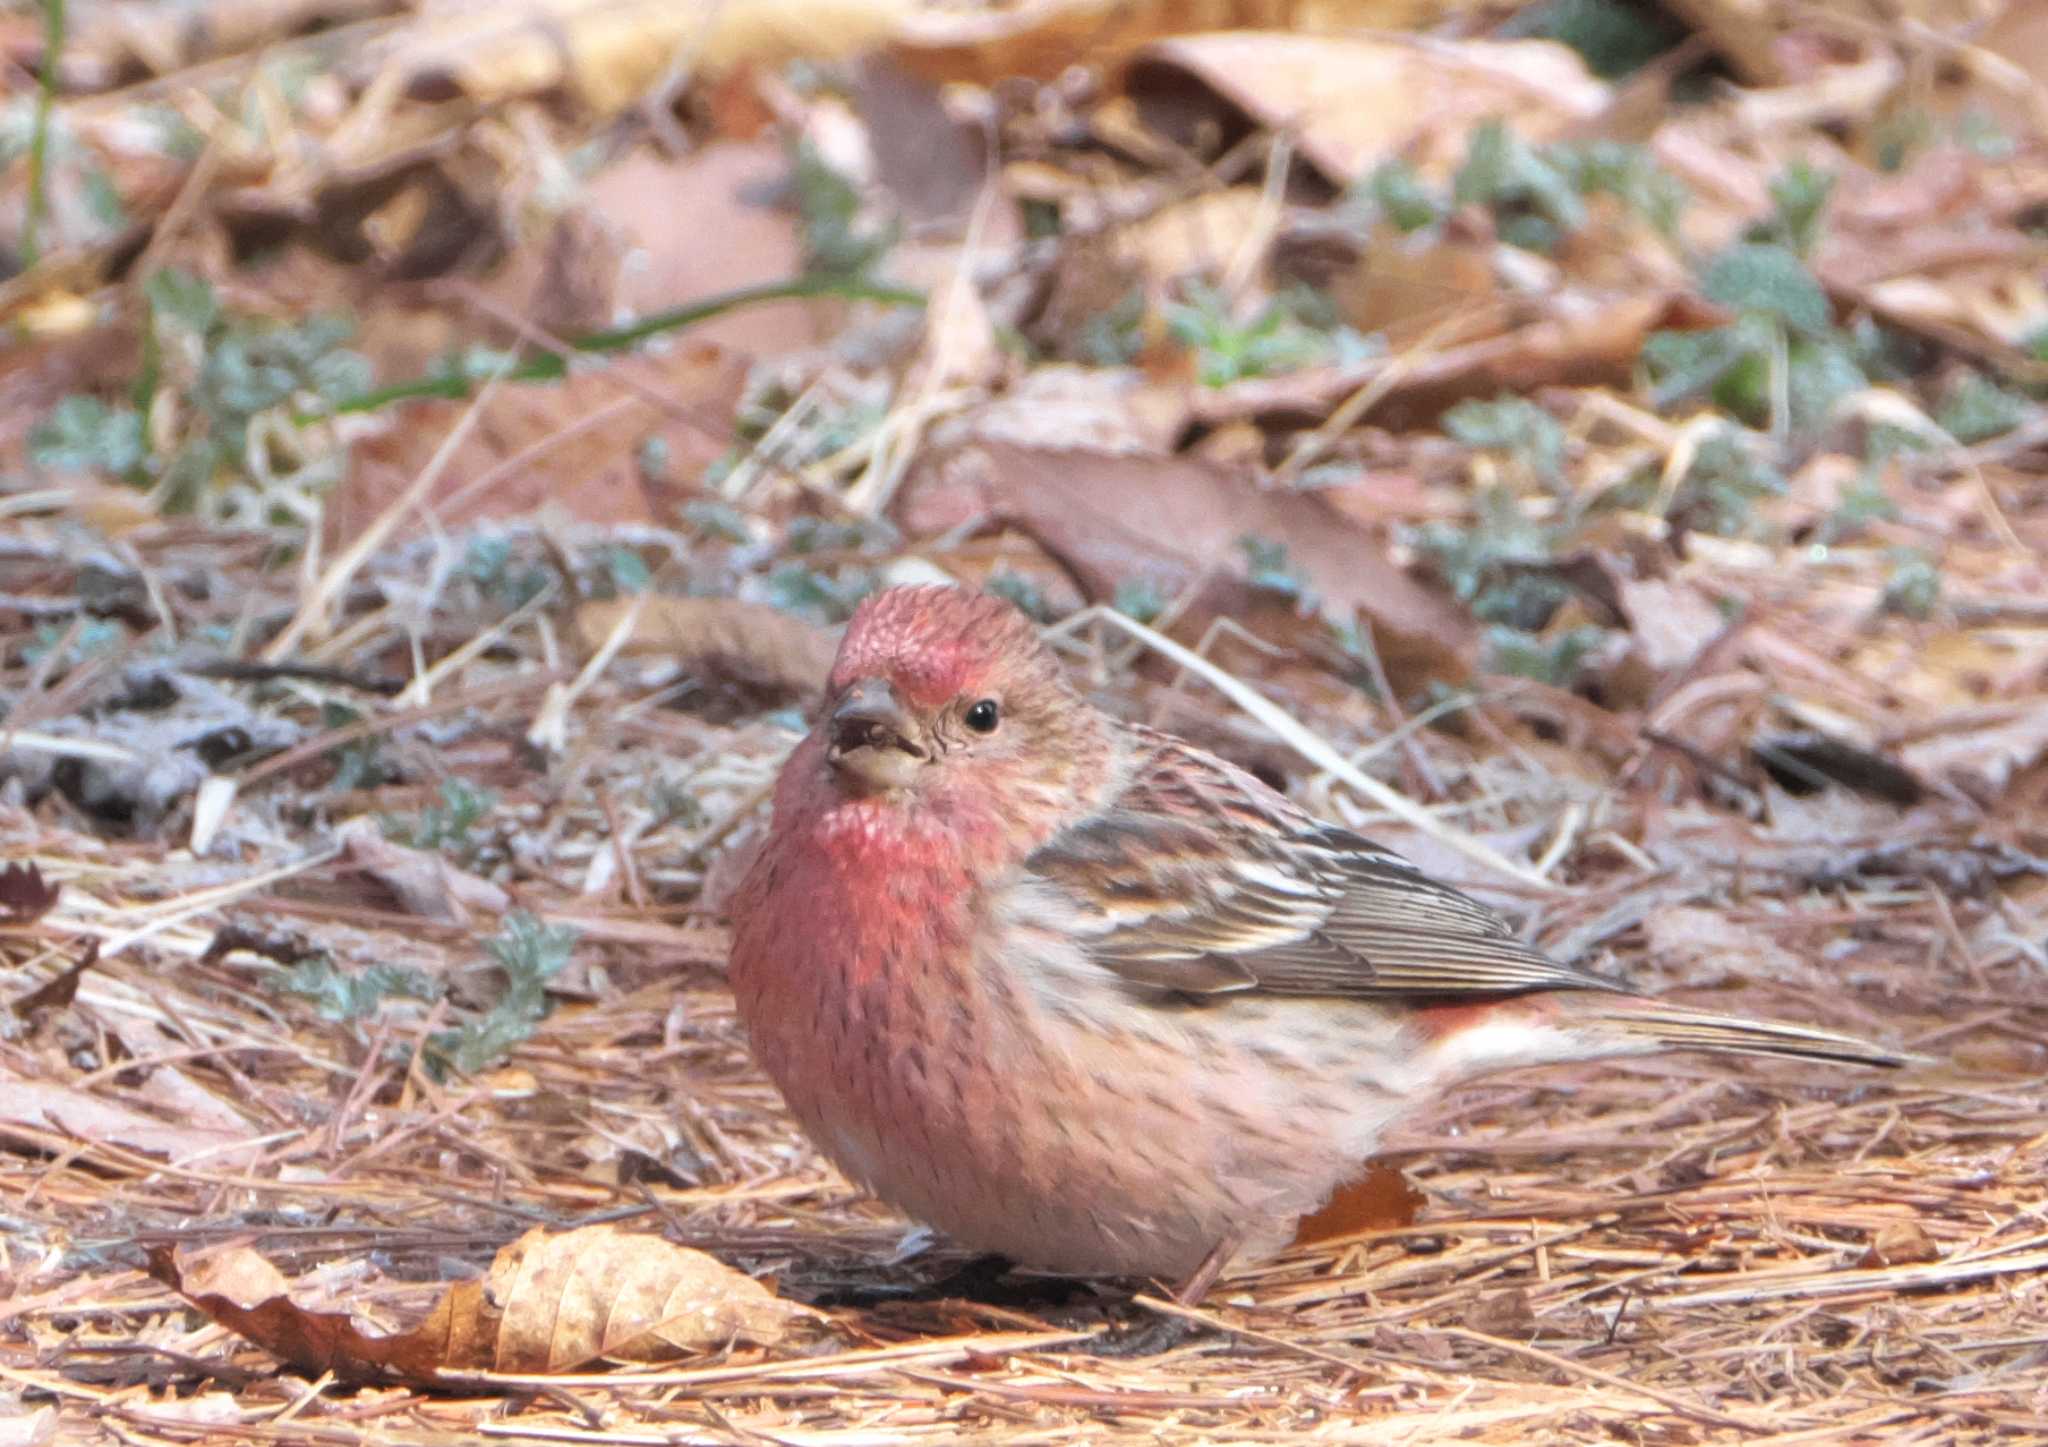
[1593,1001,1922,1068]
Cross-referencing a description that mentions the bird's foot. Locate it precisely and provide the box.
[1076,1308,1204,1358]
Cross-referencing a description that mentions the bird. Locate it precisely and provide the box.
[726,585,1912,1301]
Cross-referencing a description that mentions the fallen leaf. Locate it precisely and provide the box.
[1125,34,1607,188]
[1861,1221,1941,1268]
[148,1244,455,1385]
[0,1066,258,1168]
[332,341,747,543]
[0,1405,55,1447]
[9,938,98,1020]
[893,0,1476,93]
[485,1224,813,1369]
[1899,706,2048,800]
[376,0,916,117]
[1617,576,1730,674]
[0,861,59,923]
[334,818,513,923]
[149,1225,821,1384]
[1292,1159,1424,1245]
[1190,292,1679,431]
[901,439,1475,689]
[574,143,820,359]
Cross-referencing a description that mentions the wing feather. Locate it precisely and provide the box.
[1024,731,1624,1002]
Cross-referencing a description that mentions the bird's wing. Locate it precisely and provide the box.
[1023,732,1626,1000]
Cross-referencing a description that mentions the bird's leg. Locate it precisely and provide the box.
[1080,1235,1240,1359]
[1173,1235,1238,1306]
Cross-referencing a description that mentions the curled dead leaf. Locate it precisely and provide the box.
[1292,1159,1424,1246]
[485,1224,816,1370]
[149,1224,823,1385]
[1125,34,1606,188]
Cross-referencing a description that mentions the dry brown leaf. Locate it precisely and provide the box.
[149,1226,816,1384]
[484,1224,813,1369]
[1292,1159,1424,1245]
[573,143,821,359]
[148,1244,465,1385]
[332,341,746,544]
[9,939,99,1021]
[335,818,513,922]
[377,0,915,118]
[0,860,59,923]
[1125,34,1607,187]
[1617,576,1728,675]
[891,0,1467,90]
[572,596,838,703]
[1310,222,1504,348]
[1191,292,1679,430]
[1899,706,2048,800]
[900,439,1474,689]
[1110,189,1269,296]
[0,1067,258,1168]
[1862,1221,1942,1268]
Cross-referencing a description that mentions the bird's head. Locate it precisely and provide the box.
[817,585,1096,805]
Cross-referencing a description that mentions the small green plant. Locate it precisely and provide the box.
[791,138,896,280]
[1165,281,1362,387]
[983,570,1054,622]
[28,267,370,515]
[1238,535,1310,601]
[1485,624,1608,684]
[1447,125,1685,251]
[1113,578,1167,624]
[21,617,124,671]
[1443,395,1567,490]
[1750,162,1835,258]
[1953,108,2015,161]
[1643,242,1862,434]
[323,703,393,793]
[1076,286,1149,366]
[1881,549,1941,620]
[649,777,707,830]
[767,562,877,625]
[1411,485,1571,631]
[1873,108,1935,173]
[1549,140,1686,238]
[274,955,441,1024]
[1663,429,1787,537]
[1361,158,1442,233]
[683,499,753,544]
[28,396,146,475]
[426,913,579,1077]
[383,778,498,862]
[461,535,554,612]
[1501,0,1688,78]
[1454,121,1584,253]
[1936,372,2030,444]
[605,546,653,595]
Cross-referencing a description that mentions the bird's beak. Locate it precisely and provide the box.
[826,678,927,790]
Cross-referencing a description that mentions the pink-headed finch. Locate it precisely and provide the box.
[727,586,1911,1291]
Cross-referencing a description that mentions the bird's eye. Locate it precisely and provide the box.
[964,698,1001,734]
